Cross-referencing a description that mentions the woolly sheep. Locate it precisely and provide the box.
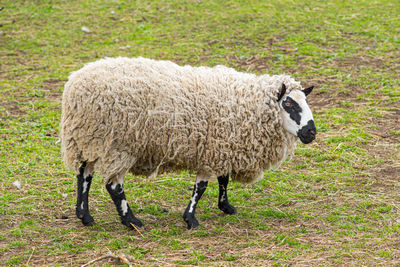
[60,57,316,229]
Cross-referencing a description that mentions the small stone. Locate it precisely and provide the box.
[111,10,115,15]
[62,193,68,198]
[13,180,21,189]
[118,45,131,50]
[81,26,91,33]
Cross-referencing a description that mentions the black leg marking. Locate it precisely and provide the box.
[218,175,237,215]
[76,162,95,226]
[106,181,143,228]
[183,180,208,229]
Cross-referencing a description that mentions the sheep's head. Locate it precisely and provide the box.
[277,84,316,144]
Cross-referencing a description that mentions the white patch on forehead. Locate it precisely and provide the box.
[287,90,305,102]
[287,90,314,127]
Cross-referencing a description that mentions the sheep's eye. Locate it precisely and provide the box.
[284,101,292,108]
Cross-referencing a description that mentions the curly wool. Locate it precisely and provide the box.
[60,57,301,183]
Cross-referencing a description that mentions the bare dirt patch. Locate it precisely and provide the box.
[230,54,279,73]
[0,100,26,118]
[370,108,400,142]
[42,78,64,100]
[337,56,385,69]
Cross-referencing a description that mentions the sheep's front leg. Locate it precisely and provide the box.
[183,177,208,229]
[217,174,237,215]
[76,162,95,226]
[106,178,143,228]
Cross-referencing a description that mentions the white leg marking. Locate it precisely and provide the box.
[110,177,124,191]
[188,190,198,213]
[220,186,226,203]
[188,175,208,213]
[111,182,118,190]
[82,163,92,194]
[80,202,84,210]
[83,163,93,179]
[121,199,128,216]
[82,181,88,194]
[189,174,208,213]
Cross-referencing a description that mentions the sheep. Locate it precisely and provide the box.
[60,57,316,229]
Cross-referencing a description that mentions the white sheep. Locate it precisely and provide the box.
[60,57,316,229]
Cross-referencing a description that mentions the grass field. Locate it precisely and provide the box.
[1,0,399,265]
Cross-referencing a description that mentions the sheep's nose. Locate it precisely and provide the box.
[309,129,316,136]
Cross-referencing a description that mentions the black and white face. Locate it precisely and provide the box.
[278,84,316,144]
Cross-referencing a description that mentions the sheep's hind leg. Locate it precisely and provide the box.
[183,177,208,229]
[217,175,237,215]
[106,177,143,228]
[76,162,95,226]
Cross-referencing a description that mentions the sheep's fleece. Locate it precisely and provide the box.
[61,57,302,183]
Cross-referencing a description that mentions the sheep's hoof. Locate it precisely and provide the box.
[218,202,237,215]
[81,214,95,226]
[122,215,143,228]
[76,209,95,226]
[183,214,200,229]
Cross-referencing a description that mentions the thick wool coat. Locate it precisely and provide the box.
[61,57,300,183]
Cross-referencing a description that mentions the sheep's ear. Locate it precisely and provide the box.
[302,86,314,96]
[277,83,286,102]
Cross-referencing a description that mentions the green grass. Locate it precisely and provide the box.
[1,0,399,265]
